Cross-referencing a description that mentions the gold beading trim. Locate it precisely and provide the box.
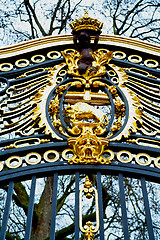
[6,156,22,169]
[25,152,41,165]
[15,59,30,68]
[0,162,3,171]
[135,153,152,166]
[43,150,60,163]
[117,150,133,163]
[154,157,160,169]
[31,54,45,63]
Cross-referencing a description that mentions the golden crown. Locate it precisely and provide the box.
[70,11,103,32]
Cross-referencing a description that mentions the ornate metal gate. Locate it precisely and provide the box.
[0,13,160,240]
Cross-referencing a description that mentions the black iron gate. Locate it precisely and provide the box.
[0,164,159,239]
[0,29,160,239]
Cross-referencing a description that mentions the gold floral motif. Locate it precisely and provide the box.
[111,121,122,134]
[108,85,118,97]
[83,222,95,240]
[83,175,94,199]
[114,99,125,118]
[49,95,59,121]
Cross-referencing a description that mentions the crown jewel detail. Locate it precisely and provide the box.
[69,11,103,32]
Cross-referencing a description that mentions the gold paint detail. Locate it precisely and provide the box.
[59,69,67,76]
[1,150,160,171]
[83,175,94,199]
[117,150,133,163]
[113,51,126,59]
[97,48,109,53]
[0,162,4,171]
[66,125,110,164]
[48,95,66,136]
[108,70,116,77]
[109,64,143,140]
[25,152,41,165]
[62,49,113,81]
[144,59,159,68]
[62,149,76,161]
[43,150,59,162]
[0,63,13,71]
[127,138,160,149]
[31,55,45,63]
[102,150,114,161]
[4,138,50,150]
[64,89,110,105]
[30,63,66,139]
[154,157,160,169]
[128,55,142,63]
[14,138,41,148]
[6,156,22,169]
[0,63,66,140]
[1,63,66,139]
[47,51,61,59]
[15,59,30,68]
[16,67,46,78]
[111,77,119,84]
[70,11,103,32]
[65,102,109,132]
[135,153,152,166]
[79,176,99,240]
[125,67,157,79]
[54,61,143,141]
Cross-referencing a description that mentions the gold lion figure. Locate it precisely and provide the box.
[65,102,108,126]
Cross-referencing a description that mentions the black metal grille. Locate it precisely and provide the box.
[0,37,160,240]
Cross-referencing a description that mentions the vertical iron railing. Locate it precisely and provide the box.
[141,177,155,240]
[50,172,58,240]
[0,181,14,240]
[97,172,105,240]
[0,171,157,239]
[119,173,130,240]
[24,175,36,240]
[75,172,80,240]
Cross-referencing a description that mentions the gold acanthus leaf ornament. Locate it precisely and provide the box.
[62,49,113,80]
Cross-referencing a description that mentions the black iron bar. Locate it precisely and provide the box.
[0,181,14,240]
[24,175,36,240]
[50,172,58,240]
[97,172,105,240]
[75,172,79,240]
[118,173,130,240]
[141,177,155,240]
